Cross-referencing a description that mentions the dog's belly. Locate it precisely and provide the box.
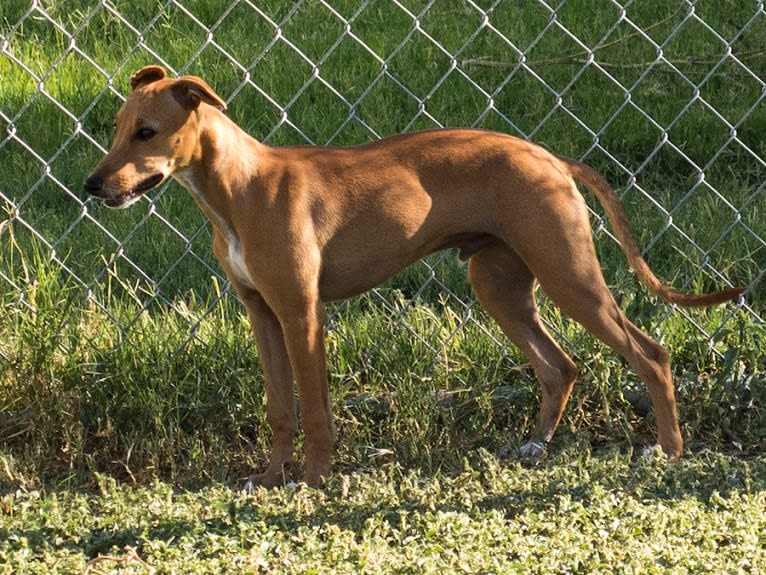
[318,232,497,301]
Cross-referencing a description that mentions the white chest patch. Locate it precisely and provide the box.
[226,239,256,290]
[174,169,257,290]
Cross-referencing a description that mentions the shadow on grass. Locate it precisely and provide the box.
[2,448,765,570]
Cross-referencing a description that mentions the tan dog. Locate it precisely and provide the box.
[85,65,743,487]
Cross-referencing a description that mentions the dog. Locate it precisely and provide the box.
[84,65,744,487]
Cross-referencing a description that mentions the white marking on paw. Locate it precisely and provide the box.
[641,445,668,463]
[519,440,546,460]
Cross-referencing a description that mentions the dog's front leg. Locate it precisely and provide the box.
[279,298,335,487]
[238,290,298,488]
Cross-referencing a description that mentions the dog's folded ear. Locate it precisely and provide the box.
[171,76,228,112]
[129,65,227,111]
[131,65,167,90]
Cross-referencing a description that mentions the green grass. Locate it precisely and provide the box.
[2,451,766,574]
[1,1,765,572]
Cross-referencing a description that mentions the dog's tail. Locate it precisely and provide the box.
[561,156,745,307]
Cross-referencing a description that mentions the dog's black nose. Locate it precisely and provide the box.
[84,174,103,194]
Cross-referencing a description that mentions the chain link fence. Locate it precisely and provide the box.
[1,0,764,380]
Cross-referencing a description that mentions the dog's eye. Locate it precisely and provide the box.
[136,127,156,141]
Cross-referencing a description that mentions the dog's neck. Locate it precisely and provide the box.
[172,107,264,240]
[200,110,262,191]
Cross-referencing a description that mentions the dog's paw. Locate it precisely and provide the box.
[496,440,547,462]
[518,440,546,461]
[242,461,294,490]
[241,475,266,491]
[640,444,669,464]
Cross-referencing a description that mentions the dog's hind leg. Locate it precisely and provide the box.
[513,208,683,459]
[534,271,682,458]
[468,242,578,458]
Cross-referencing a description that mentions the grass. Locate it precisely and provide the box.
[2,451,766,574]
[1,0,765,572]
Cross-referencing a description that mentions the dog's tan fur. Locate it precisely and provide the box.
[85,66,743,487]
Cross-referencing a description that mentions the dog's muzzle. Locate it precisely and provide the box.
[83,173,165,208]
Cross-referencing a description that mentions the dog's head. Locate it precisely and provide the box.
[84,65,227,208]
